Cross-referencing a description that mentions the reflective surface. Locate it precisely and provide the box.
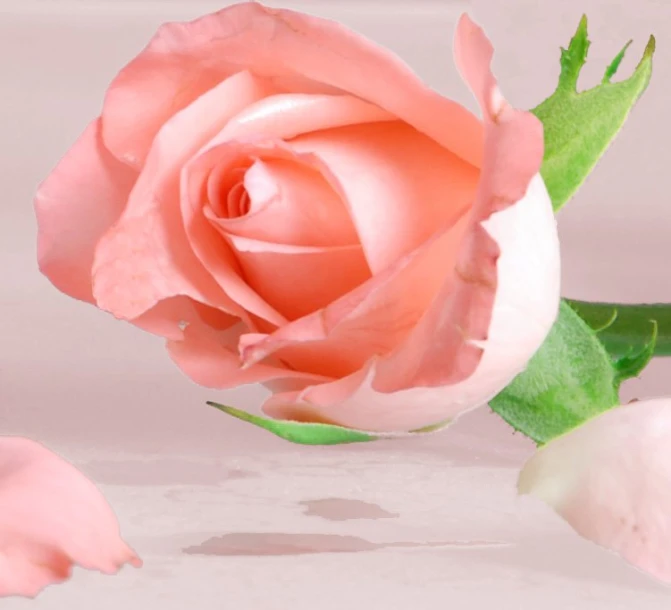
[2,0,671,607]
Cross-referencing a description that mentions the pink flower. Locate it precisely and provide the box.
[35,3,559,433]
[519,398,671,583]
[0,437,141,598]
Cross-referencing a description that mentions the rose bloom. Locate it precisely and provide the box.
[35,3,559,433]
[0,437,141,598]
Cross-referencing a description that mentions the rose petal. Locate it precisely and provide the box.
[290,120,479,273]
[518,398,671,584]
[262,177,554,431]
[259,15,559,432]
[132,296,239,340]
[239,212,469,379]
[34,120,233,342]
[101,2,482,169]
[182,138,371,325]
[371,14,558,392]
[212,157,360,247]
[34,119,137,303]
[92,71,283,326]
[167,322,331,390]
[0,437,141,598]
[210,93,395,145]
[225,233,371,321]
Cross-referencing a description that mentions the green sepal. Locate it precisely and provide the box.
[567,299,671,358]
[489,301,619,445]
[207,402,451,445]
[612,320,658,387]
[532,15,655,211]
[603,40,632,83]
[207,402,378,445]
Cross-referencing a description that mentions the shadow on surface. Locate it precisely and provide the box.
[299,497,398,521]
[182,532,507,557]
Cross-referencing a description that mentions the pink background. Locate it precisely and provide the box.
[2,0,671,607]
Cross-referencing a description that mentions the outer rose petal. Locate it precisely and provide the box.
[0,437,141,598]
[167,322,332,390]
[258,16,560,431]
[34,121,232,342]
[518,398,671,584]
[34,119,137,303]
[133,296,240,341]
[374,15,556,392]
[92,71,283,326]
[101,2,482,169]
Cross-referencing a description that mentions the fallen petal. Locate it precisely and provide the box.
[0,437,141,598]
[518,398,671,584]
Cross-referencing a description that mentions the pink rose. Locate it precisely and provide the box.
[519,398,671,583]
[35,4,559,433]
[0,437,141,598]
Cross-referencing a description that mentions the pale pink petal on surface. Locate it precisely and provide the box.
[290,121,479,273]
[93,71,283,327]
[518,398,671,584]
[34,119,137,303]
[0,437,141,598]
[260,16,559,432]
[167,323,331,390]
[211,157,359,247]
[209,93,395,147]
[101,2,482,169]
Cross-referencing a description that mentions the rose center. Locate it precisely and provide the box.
[226,182,251,218]
[207,163,257,220]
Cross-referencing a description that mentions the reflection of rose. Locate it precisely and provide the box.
[0,438,140,598]
[35,4,559,433]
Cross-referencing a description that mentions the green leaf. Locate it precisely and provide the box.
[566,299,671,358]
[489,301,619,445]
[207,402,452,446]
[532,15,655,211]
